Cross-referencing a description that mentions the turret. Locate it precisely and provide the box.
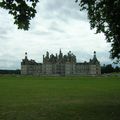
[91,51,100,64]
[25,52,28,60]
[46,51,49,58]
[93,51,96,59]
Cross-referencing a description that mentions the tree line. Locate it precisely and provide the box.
[0,69,20,74]
[101,64,120,74]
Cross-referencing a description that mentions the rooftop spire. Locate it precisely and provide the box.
[94,51,96,55]
[60,49,62,54]
[91,51,100,64]
[25,52,28,59]
[94,51,96,58]
[59,49,63,58]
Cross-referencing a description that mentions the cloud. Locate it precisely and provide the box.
[0,54,20,69]
[0,0,112,69]
[43,0,87,20]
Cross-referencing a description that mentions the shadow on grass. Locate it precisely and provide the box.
[0,104,120,120]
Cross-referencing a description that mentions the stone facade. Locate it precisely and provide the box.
[21,50,101,76]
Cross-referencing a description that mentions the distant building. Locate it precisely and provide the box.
[21,50,101,76]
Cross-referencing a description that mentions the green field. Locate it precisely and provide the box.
[0,75,120,120]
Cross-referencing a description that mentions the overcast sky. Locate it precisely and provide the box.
[0,0,112,69]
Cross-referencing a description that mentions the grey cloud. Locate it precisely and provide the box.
[0,54,21,69]
[41,0,88,23]
[0,59,20,69]
[0,15,15,43]
[50,26,64,33]
[0,29,11,41]
[31,30,51,36]
[0,35,9,40]
[49,22,65,33]
[0,29,8,34]
[0,1,111,69]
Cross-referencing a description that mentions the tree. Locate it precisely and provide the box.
[75,0,120,62]
[114,66,120,73]
[101,64,120,73]
[0,0,120,62]
[0,0,39,30]
[101,64,114,73]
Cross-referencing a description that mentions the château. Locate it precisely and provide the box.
[21,50,101,76]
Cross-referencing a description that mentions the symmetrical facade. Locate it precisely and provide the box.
[21,50,101,76]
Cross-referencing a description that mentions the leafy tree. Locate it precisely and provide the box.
[0,69,20,74]
[114,66,120,73]
[101,64,120,73]
[75,0,120,62]
[0,0,120,62]
[0,0,39,30]
[101,64,114,73]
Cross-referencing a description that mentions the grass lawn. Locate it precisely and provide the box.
[0,75,120,120]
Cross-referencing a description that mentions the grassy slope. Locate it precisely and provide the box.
[0,75,120,120]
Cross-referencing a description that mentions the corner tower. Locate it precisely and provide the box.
[89,51,101,75]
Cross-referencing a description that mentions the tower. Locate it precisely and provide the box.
[89,51,101,75]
